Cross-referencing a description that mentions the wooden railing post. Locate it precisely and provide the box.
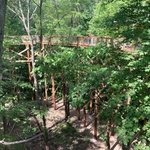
[77,37,79,48]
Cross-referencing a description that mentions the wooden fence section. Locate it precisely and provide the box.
[7,35,135,52]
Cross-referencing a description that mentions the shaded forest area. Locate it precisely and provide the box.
[0,0,150,150]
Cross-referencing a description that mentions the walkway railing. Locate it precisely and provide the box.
[7,35,135,52]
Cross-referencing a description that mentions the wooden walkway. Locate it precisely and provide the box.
[8,35,135,50]
[7,35,135,63]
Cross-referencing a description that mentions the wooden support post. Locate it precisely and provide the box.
[89,89,93,115]
[62,83,65,105]
[110,38,113,47]
[51,73,56,110]
[83,107,86,127]
[77,37,79,48]
[26,44,34,101]
[129,43,135,52]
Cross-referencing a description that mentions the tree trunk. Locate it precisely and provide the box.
[26,45,34,100]
[94,87,98,139]
[83,107,86,127]
[64,81,69,121]
[28,35,39,101]
[0,0,7,135]
[0,0,7,80]
[44,73,48,106]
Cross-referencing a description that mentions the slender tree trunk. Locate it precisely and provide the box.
[106,119,111,149]
[39,0,43,50]
[64,81,69,121]
[77,107,80,120]
[83,107,86,127]
[44,73,49,106]
[28,34,39,101]
[94,87,98,139]
[0,0,7,81]
[26,45,34,100]
[0,0,7,135]
[52,0,60,28]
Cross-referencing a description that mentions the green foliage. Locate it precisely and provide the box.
[1,0,150,149]
[88,0,150,148]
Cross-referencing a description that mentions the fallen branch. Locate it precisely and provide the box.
[0,117,65,145]
[0,133,43,145]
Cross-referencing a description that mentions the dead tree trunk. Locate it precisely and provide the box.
[7,0,41,101]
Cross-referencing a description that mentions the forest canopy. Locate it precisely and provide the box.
[0,0,150,150]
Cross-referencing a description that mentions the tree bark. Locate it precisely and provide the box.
[0,0,7,80]
[0,0,7,135]
[7,0,40,101]
[94,87,98,139]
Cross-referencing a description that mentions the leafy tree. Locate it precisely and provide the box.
[90,0,150,149]
[39,0,96,35]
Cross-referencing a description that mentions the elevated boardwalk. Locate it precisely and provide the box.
[7,35,135,63]
[7,35,135,50]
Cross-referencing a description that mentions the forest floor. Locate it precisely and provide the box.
[29,98,122,150]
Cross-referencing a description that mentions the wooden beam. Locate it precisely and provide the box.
[19,48,29,54]
[10,49,28,59]
[15,60,32,63]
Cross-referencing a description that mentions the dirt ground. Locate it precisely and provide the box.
[29,99,122,150]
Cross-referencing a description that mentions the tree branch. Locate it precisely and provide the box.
[0,117,65,145]
[0,133,43,145]
[7,5,22,20]
[29,0,41,20]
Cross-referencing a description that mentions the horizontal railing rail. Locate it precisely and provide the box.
[6,35,135,52]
